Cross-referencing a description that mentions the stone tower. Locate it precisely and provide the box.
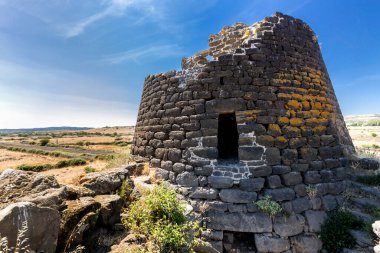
[132,12,355,253]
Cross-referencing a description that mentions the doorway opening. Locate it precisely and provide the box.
[218,113,239,161]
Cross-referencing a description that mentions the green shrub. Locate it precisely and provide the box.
[39,138,50,146]
[356,174,380,186]
[84,166,96,173]
[372,133,378,138]
[118,179,134,205]
[256,195,282,218]
[123,185,202,252]
[320,210,364,253]
[56,158,86,168]
[16,164,53,172]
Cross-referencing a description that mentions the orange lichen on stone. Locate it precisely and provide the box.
[268,124,282,136]
[278,117,290,125]
[289,118,304,127]
[236,110,260,123]
[311,102,323,110]
[320,112,331,119]
[275,136,288,143]
[291,93,303,101]
[301,101,311,110]
[278,93,292,100]
[313,125,327,135]
[286,100,302,110]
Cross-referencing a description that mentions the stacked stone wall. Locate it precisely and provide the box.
[132,12,355,252]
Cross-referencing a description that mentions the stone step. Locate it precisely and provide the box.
[351,197,380,209]
[349,230,374,248]
[350,181,380,200]
[348,209,375,223]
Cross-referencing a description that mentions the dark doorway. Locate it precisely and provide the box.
[218,113,239,160]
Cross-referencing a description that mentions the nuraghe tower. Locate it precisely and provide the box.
[132,12,355,253]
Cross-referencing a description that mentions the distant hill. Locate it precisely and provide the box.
[0,127,92,133]
[345,114,380,126]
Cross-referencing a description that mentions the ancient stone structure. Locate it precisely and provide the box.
[132,12,355,252]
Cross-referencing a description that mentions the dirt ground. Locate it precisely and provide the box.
[348,126,380,157]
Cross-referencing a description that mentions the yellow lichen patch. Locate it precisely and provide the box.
[302,101,311,110]
[313,125,327,135]
[291,93,303,101]
[242,29,252,39]
[293,80,301,86]
[268,124,282,136]
[235,110,260,123]
[278,93,292,100]
[320,112,331,119]
[289,110,297,118]
[275,136,288,143]
[286,100,302,110]
[311,102,323,110]
[278,116,290,125]
[310,110,321,117]
[289,118,304,127]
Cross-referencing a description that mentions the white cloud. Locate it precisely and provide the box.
[63,0,139,38]
[101,44,184,64]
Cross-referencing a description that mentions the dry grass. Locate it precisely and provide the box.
[0,149,65,171]
[348,126,380,157]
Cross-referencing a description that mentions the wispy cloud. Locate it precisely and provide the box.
[100,44,184,64]
[335,74,380,88]
[63,0,140,38]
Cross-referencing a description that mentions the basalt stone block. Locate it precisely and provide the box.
[289,137,307,149]
[208,211,272,233]
[281,172,302,186]
[176,172,198,187]
[324,158,341,169]
[256,135,274,146]
[219,189,257,203]
[282,126,301,138]
[305,210,327,233]
[206,98,246,113]
[192,147,218,159]
[239,178,265,192]
[282,149,298,164]
[291,234,322,253]
[172,163,185,173]
[194,166,213,176]
[154,132,168,140]
[257,115,277,124]
[320,135,335,146]
[272,165,291,175]
[358,158,380,170]
[255,234,290,253]
[300,147,318,161]
[239,146,264,160]
[200,119,218,129]
[304,171,322,184]
[292,197,312,213]
[264,147,281,165]
[169,131,185,140]
[189,187,218,200]
[267,175,283,189]
[208,176,234,189]
[249,165,272,177]
[294,184,307,197]
[273,214,305,237]
[168,148,182,162]
[291,163,309,172]
[202,136,218,147]
[161,161,173,171]
[322,195,337,211]
[310,161,324,170]
[264,188,295,202]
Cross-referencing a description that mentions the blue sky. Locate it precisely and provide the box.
[0,0,379,128]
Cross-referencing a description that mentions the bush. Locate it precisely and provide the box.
[123,185,202,252]
[320,210,364,253]
[84,166,96,173]
[356,174,380,186]
[56,158,86,168]
[256,195,282,217]
[39,138,50,146]
[17,164,53,172]
[372,133,378,138]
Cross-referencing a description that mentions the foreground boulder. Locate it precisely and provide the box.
[79,165,135,194]
[0,169,60,208]
[0,202,60,252]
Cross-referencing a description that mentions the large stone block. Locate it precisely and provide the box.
[219,189,257,203]
[254,234,290,253]
[176,172,198,187]
[264,147,281,165]
[239,178,265,192]
[207,211,272,232]
[264,188,295,202]
[290,234,322,253]
[205,98,246,113]
[305,210,327,233]
[208,176,234,189]
[239,146,264,160]
[273,214,305,237]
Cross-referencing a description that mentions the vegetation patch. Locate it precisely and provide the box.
[256,195,282,218]
[123,185,202,252]
[356,174,380,186]
[16,158,87,172]
[320,210,364,253]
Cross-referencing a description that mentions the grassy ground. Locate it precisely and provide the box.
[0,126,134,185]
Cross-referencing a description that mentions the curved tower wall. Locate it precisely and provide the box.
[132,12,354,252]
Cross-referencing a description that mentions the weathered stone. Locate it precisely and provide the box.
[168,148,182,162]
[172,162,186,173]
[239,178,265,192]
[304,171,322,184]
[305,210,327,232]
[322,195,337,211]
[265,188,295,201]
[267,175,283,189]
[206,98,246,113]
[264,147,281,165]
[219,189,257,203]
[358,158,380,170]
[273,214,305,237]
[272,165,291,175]
[189,187,218,200]
[208,211,272,232]
[239,146,264,160]
[94,194,123,227]
[249,165,272,177]
[208,176,234,189]
[0,202,60,253]
[292,197,312,213]
[150,167,169,181]
[291,234,322,253]
[255,234,290,253]
[176,172,198,187]
[192,147,218,159]
[281,172,302,186]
